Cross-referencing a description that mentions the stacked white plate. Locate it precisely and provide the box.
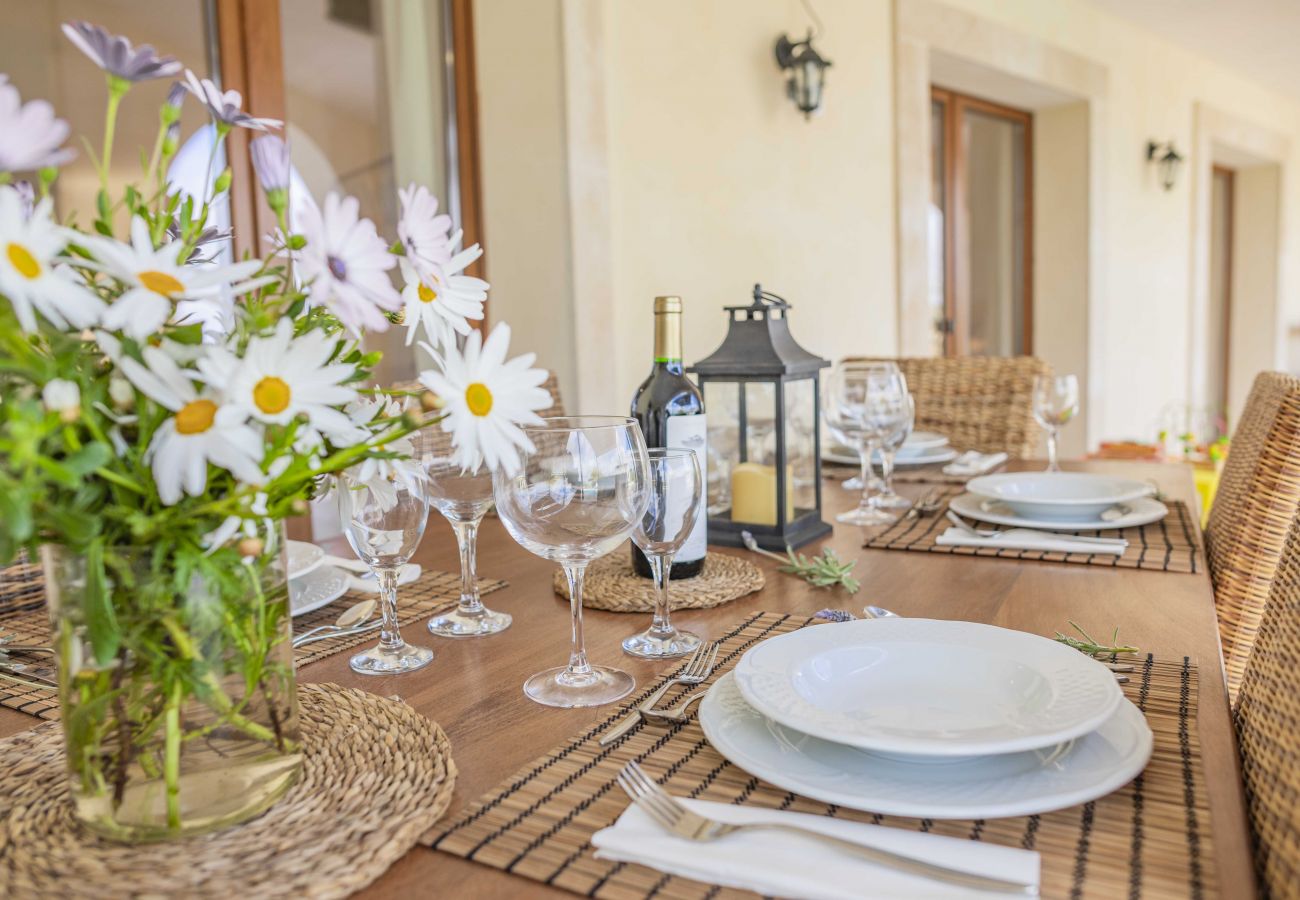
[701,618,1153,819]
[956,472,1168,531]
[823,431,958,468]
[287,540,349,616]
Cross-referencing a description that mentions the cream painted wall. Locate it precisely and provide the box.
[596,0,898,415]
[473,0,578,410]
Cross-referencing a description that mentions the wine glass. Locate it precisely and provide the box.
[622,448,704,659]
[825,362,910,525]
[872,394,916,510]
[825,415,883,493]
[420,451,511,637]
[336,469,435,675]
[493,416,652,707]
[1033,374,1080,472]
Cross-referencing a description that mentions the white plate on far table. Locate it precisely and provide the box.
[733,617,1122,757]
[966,472,1153,521]
[290,565,350,616]
[700,672,1153,820]
[287,540,326,580]
[874,445,959,467]
[949,492,1170,531]
[823,432,953,467]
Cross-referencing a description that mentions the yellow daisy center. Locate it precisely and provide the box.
[175,399,217,435]
[253,376,292,415]
[138,269,185,298]
[417,283,438,304]
[465,382,493,417]
[6,243,41,280]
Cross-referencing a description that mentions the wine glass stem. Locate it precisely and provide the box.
[1047,427,1060,472]
[648,551,676,635]
[879,448,896,499]
[452,518,484,616]
[374,566,405,651]
[858,438,879,513]
[561,563,593,677]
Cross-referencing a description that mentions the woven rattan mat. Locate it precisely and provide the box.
[864,487,1202,574]
[552,551,764,613]
[0,552,44,617]
[0,682,456,899]
[0,568,505,721]
[431,611,1215,899]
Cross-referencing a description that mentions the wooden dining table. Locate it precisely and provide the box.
[0,458,1255,898]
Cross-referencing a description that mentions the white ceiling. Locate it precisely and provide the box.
[1086,0,1300,100]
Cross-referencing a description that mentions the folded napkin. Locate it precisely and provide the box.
[943,451,1009,477]
[316,555,422,593]
[593,799,1039,899]
[935,527,1126,556]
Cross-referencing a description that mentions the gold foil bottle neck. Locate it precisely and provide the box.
[653,296,683,361]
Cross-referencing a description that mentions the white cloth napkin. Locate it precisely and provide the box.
[943,451,1009,476]
[592,799,1040,899]
[317,556,422,593]
[935,527,1126,555]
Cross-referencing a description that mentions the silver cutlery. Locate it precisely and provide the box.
[739,530,791,563]
[292,619,383,648]
[291,599,378,647]
[640,690,708,724]
[946,511,1127,548]
[862,605,899,619]
[600,643,719,746]
[0,643,55,655]
[905,489,945,520]
[0,662,57,689]
[616,761,1034,895]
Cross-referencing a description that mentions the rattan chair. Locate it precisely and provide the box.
[843,356,1050,458]
[1234,509,1300,898]
[1204,371,1300,700]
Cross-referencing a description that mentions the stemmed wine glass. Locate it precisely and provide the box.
[623,448,704,659]
[1033,374,1080,472]
[872,394,916,510]
[824,362,911,525]
[336,470,435,674]
[421,452,511,637]
[493,416,652,707]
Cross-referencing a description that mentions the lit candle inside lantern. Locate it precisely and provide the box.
[730,462,795,526]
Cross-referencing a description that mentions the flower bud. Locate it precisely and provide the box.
[42,379,81,422]
[213,167,232,195]
[108,375,135,410]
[290,499,310,516]
[420,390,443,412]
[237,537,264,558]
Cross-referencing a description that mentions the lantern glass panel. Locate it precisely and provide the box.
[744,381,778,465]
[702,380,739,516]
[785,378,817,513]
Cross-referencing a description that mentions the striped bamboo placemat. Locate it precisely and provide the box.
[864,488,1202,574]
[431,611,1216,899]
[0,568,504,721]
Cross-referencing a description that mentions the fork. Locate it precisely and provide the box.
[946,511,1127,547]
[639,689,709,724]
[616,761,1034,894]
[905,489,945,520]
[600,643,719,746]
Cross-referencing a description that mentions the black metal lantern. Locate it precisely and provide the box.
[775,31,831,119]
[1146,140,1184,191]
[689,284,832,551]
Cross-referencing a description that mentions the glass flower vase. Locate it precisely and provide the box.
[40,528,302,842]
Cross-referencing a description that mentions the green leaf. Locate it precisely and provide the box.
[84,539,121,666]
[96,189,110,222]
[64,443,111,477]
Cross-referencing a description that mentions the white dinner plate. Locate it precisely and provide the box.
[966,472,1153,521]
[895,431,949,455]
[287,540,326,580]
[290,565,350,616]
[733,618,1122,757]
[822,447,860,466]
[949,492,1170,531]
[874,446,959,467]
[701,672,1153,820]
[824,433,955,468]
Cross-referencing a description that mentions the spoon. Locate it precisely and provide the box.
[291,599,378,647]
[863,605,899,619]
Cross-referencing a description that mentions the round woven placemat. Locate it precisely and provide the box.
[552,551,765,612]
[0,683,456,899]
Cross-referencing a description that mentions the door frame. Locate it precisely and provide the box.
[1210,163,1234,422]
[930,86,1034,357]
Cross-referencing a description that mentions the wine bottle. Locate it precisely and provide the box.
[631,296,707,579]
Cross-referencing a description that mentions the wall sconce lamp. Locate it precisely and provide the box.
[1146,140,1184,191]
[775,31,831,119]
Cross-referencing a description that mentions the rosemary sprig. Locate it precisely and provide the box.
[780,548,861,595]
[1054,620,1139,656]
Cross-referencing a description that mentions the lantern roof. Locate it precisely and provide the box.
[688,284,830,377]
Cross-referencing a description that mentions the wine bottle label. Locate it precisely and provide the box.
[665,413,707,562]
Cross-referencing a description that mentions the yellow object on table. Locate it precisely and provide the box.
[1191,460,1221,527]
[730,462,794,525]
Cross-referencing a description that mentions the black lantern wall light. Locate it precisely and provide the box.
[1146,140,1184,191]
[689,285,832,551]
[775,2,831,119]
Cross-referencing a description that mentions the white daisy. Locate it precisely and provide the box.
[182,69,282,132]
[296,192,401,335]
[0,187,103,331]
[0,75,75,173]
[201,318,360,444]
[396,184,453,284]
[418,322,552,473]
[83,215,263,339]
[398,256,486,350]
[61,21,182,83]
[343,395,424,512]
[116,345,265,505]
